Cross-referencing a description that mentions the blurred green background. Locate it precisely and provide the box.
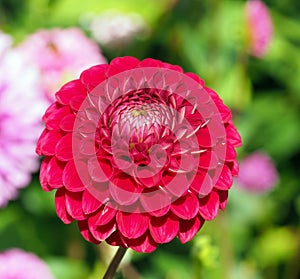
[0,0,299,278]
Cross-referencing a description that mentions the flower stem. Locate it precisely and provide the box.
[103,246,127,279]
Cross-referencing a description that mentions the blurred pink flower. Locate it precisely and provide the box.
[245,0,273,58]
[0,32,46,208]
[89,11,149,48]
[19,28,106,102]
[0,249,54,279]
[236,152,278,192]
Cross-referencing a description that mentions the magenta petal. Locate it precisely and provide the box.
[109,173,141,206]
[218,190,228,210]
[125,232,157,253]
[178,215,204,244]
[63,160,87,192]
[78,220,101,244]
[82,190,102,215]
[39,157,52,192]
[38,130,62,156]
[149,214,179,244]
[91,202,117,226]
[59,114,76,132]
[106,231,126,247]
[90,219,116,241]
[116,211,149,239]
[190,170,213,196]
[171,192,199,220]
[55,80,86,105]
[44,105,70,131]
[55,133,73,161]
[226,124,242,147]
[199,151,219,170]
[140,188,171,217]
[215,165,233,190]
[199,191,220,220]
[65,191,85,220]
[55,188,73,224]
[47,157,65,188]
[163,172,189,197]
[226,144,237,161]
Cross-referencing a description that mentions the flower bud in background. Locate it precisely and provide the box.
[245,0,273,58]
[236,151,278,193]
[18,28,106,102]
[0,31,46,208]
[89,11,149,48]
[0,249,54,279]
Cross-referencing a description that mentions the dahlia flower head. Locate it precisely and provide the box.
[0,31,46,208]
[36,56,242,252]
[236,151,278,193]
[18,28,106,102]
[0,249,54,279]
[245,0,273,58]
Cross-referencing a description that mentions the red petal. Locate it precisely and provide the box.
[116,211,149,239]
[139,58,164,67]
[39,157,52,192]
[226,144,237,161]
[109,56,140,74]
[44,105,70,130]
[185,72,205,86]
[90,202,117,226]
[106,231,126,247]
[88,158,113,182]
[140,188,171,217]
[125,232,157,253]
[55,133,73,161]
[47,157,65,188]
[80,64,109,91]
[69,94,86,112]
[55,188,73,224]
[65,191,85,220]
[59,114,75,132]
[218,190,228,210]
[171,192,199,220]
[199,151,219,170]
[78,220,100,244]
[89,219,116,241]
[214,165,233,190]
[63,160,86,192]
[190,170,213,196]
[197,127,215,148]
[226,124,242,147]
[55,79,86,105]
[162,63,183,72]
[162,172,189,197]
[38,130,62,156]
[149,213,179,244]
[199,191,220,220]
[109,173,141,206]
[82,190,102,215]
[178,215,204,244]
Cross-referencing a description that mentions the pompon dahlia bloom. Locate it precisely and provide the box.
[0,249,54,279]
[245,0,273,58]
[236,151,278,193]
[0,32,46,208]
[19,28,106,101]
[36,57,241,252]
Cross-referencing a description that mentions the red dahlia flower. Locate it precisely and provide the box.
[36,57,241,253]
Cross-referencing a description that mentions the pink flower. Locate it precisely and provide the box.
[236,152,278,192]
[245,0,273,58]
[18,28,106,102]
[0,249,54,279]
[0,32,46,208]
[89,11,149,48]
[36,57,241,252]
